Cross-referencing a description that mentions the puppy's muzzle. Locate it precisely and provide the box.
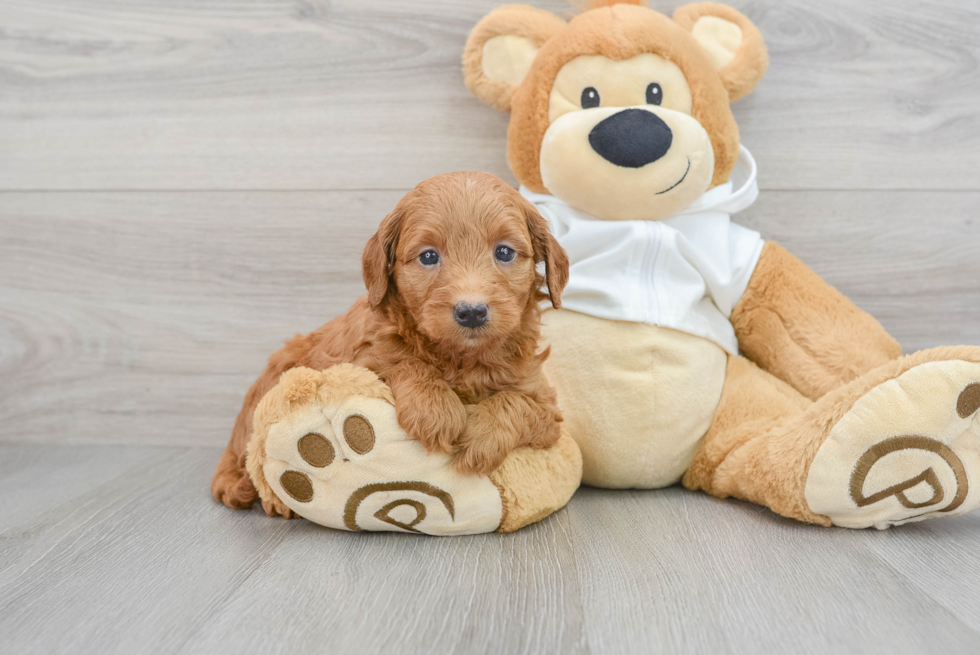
[453,302,489,329]
[588,108,673,168]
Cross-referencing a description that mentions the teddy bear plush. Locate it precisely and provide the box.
[463,0,980,528]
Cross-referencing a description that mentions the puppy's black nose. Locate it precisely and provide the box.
[453,302,489,329]
[589,108,673,168]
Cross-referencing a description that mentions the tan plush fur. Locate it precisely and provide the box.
[465,2,980,528]
[731,242,902,401]
[213,172,570,516]
[672,3,769,102]
[542,310,727,488]
[463,5,567,112]
[248,365,582,532]
[693,347,980,525]
[463,2,770,193]
[246,365,394,511]
[508,4,738,192]
[682,355,810,499]
[489,429,583,532]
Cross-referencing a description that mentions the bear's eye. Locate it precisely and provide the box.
[646,82,663,106]
[581,87,600,109]
[418,250,440,266]
[494,245,516,264]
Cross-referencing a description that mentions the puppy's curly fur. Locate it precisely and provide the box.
[212,171,569,517]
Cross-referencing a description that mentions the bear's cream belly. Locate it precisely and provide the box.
[542,308,727,489]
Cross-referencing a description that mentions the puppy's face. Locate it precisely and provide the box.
[394,187,536,348]
[363,172,567,350]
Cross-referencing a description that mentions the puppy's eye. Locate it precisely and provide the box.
[418,250,440,266]
[581,87,600,109]
[494,245,516,263]
[646,82,663,106]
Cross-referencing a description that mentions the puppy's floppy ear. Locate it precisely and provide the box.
[463,5,566,112]
[362,207,404,308]
[521,197,568,309]
[673,3,768,102]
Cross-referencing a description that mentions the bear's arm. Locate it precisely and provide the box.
[731,241,901,400]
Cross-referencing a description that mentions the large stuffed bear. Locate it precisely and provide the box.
[464,0,980,528]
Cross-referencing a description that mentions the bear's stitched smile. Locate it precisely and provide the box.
[655,157,691,195]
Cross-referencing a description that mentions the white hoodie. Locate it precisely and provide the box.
[521,145,763,356]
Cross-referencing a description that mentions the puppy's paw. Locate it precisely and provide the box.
[452,406,518,475]
[261,497,295,519]
[211,465,257,510]
[395,389,466,454]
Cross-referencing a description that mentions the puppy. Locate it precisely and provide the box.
[212,171,570,517]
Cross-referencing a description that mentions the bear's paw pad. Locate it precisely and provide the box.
[257,388,504,535]
[806,361,980,529]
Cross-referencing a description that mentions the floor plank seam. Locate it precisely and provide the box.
[857,541,980,639]
[168,524,294,655]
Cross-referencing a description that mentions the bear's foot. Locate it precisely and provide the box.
[246,364,581,535]
[805,356,980,529]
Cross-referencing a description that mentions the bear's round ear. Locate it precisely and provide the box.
[463,5,566,112]
[673,3,768,102]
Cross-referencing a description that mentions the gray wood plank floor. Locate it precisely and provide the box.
[4,443,980,655]
[2,0,980,653]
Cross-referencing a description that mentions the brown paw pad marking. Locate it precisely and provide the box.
[343,414,375,454]
[280,470,314,503]
[374,499,427,533]
[298,433,334,467]
[957,383,980,419]
[849,436,968,513]
[344,481,455,532]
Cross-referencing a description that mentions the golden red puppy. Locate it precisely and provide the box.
[212,171,570,516]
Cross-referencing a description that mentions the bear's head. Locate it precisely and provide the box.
[464,1,768,221]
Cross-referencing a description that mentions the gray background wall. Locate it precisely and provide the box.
[3,0,978,449]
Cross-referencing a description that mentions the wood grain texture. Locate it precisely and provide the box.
[565,487,980,655]
[2,444,980,655]
[0,190,396,446]
[0,444,587,655]
[1,189,977,447]
[2,0,979,190]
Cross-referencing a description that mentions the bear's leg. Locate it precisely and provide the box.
[697,346,980,528]
[732,242,902,400]
[683,355,812,507]
[248,364,581,534]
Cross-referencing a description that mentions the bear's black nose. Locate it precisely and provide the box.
[588,108,673,168]
[453,302,489,329]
